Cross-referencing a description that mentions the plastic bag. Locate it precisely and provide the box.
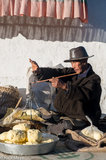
[81,116,104,141]
[26,67,56,111]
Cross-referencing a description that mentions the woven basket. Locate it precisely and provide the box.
[0,85,19,117]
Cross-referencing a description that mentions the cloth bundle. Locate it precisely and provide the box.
[0,108,45,127]
[38,108,106,152]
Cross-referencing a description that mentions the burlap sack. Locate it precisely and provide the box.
[65,129,106,152]
[65,129,97,146]
[78,137,106,152]
[0,85,19,117]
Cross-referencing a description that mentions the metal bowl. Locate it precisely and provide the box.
[0,133,59,155]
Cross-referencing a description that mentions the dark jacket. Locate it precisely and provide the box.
[33,64,102,126]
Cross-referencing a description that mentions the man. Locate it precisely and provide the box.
[29,46,102,132]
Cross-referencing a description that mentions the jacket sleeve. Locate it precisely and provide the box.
[33,67,74,81]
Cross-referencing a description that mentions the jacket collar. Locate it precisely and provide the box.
[77,64,92,79]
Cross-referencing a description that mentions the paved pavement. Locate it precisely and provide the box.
[0,151,106,160]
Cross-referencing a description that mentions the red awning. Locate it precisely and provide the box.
[0,0,88,23]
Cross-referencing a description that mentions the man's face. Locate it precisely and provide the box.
[71,60,87,74]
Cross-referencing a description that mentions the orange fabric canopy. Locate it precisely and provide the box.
[0,0,88,23]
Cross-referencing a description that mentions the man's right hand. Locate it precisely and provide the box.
[49,77,67,90]
[29,59,39,71]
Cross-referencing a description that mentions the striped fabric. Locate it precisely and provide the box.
[0,0,88,23]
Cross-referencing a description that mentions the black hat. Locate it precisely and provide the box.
[64,46,94,62]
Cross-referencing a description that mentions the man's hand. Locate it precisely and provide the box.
[29,59,39,71]
[49,77,67,90]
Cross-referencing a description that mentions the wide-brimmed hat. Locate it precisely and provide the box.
[64,46,94,62]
